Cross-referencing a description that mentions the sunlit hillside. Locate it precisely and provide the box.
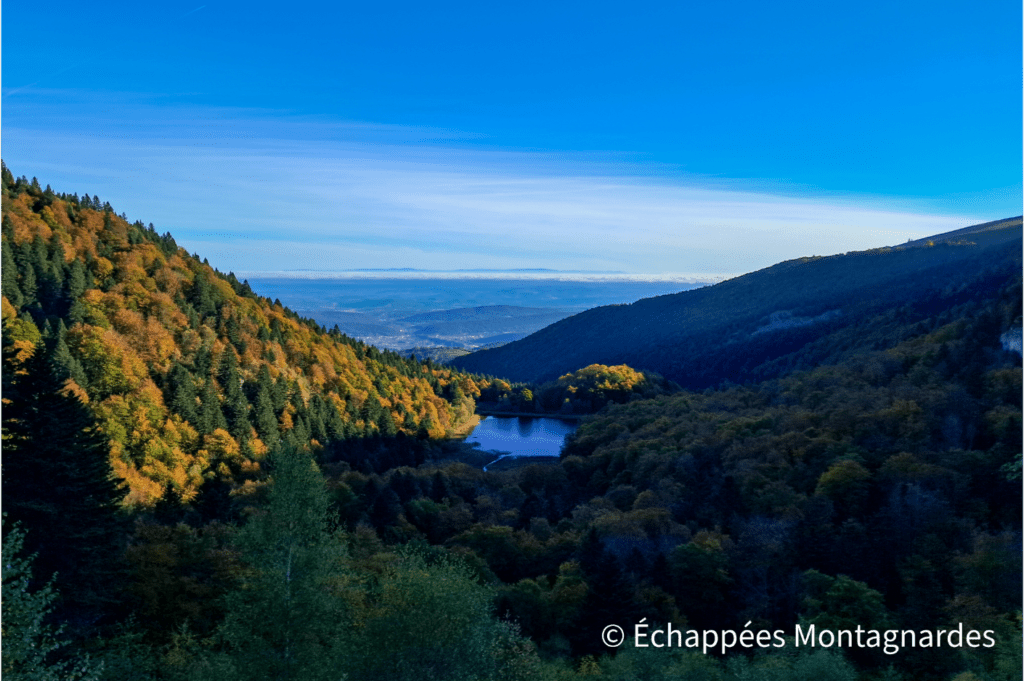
[1,164,483,508]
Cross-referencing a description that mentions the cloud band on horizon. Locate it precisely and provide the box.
[1,92,1000,278]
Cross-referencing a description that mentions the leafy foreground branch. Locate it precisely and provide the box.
[2,517,100,681]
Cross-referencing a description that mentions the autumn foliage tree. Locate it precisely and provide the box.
[0,163,486,508]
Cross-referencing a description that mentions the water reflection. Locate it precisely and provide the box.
[466,416,578,469]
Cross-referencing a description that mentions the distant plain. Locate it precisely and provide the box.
[246,276,706,350]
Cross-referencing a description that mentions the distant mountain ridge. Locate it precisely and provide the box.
[901,215,1021,247]
[451,217,1023,386]
[400,305,568,323]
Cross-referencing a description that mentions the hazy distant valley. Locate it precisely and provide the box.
[245,275,706,352]
[287,304,572,351]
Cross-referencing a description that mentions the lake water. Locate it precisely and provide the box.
[465,416,578,469]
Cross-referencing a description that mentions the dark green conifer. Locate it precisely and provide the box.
[189,271,218,317]
[377,410,398,438]
[360,396,383,425]
[217,348,241,397]
[2,237,24,307]
[193,345,213,376]
[369,488,402,529]
[307,397,328,443]
[251,375,280,448]
[49,320,88,389]
[224,314,245,353]
[198,379,229,435]
[1,328,127,626]
[218,351,251,442]
[166,361,199,425]
[273,375,290,412]
[48,240,66,286]
[324,402,346,441]
[30,234,47,274]
[292,415,310,445]
[14,241,38,306]
[65,258,89,300]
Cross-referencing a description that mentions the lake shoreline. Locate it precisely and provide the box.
[475,409,584,421]
[464,414,580,471]
[448,413,482,439]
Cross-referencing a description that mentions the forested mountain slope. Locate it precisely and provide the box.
[1,165,482,508]
[452,217,1023,386]
[540,282,1022,677]
[2,166,1020,681]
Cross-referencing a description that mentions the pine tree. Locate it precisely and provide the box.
[193,477,237,524]
[1,160,13,186]
[224,315,245,354]
[152,484,190,526]
[2,237,24,307]
[194,345,213,376]
[377,410,398,438]
[166,361,200,426]
[30,235,51,306]
[47,240,66,289]
[273,374,290,412]
[49,320,88,389]
[189,271,218,317]
[65,258,89,300]
[216,350,250,442]
[13,240,38,308]
[291,414,311,445]
[1,330,127,627]
[198,379,229,435]
[251,384,280,448]
[224,391,250,444]
[324,402,346,441]
[217,347,241,394]
[305,394,323,434]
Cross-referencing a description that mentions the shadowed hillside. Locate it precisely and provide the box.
[452,217,1023,386]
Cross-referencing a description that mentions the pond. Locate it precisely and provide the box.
[465,416,578,470]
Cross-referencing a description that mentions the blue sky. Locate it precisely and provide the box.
[2,1,1020,277]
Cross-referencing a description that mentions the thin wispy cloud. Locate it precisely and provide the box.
[2,93,985,277]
